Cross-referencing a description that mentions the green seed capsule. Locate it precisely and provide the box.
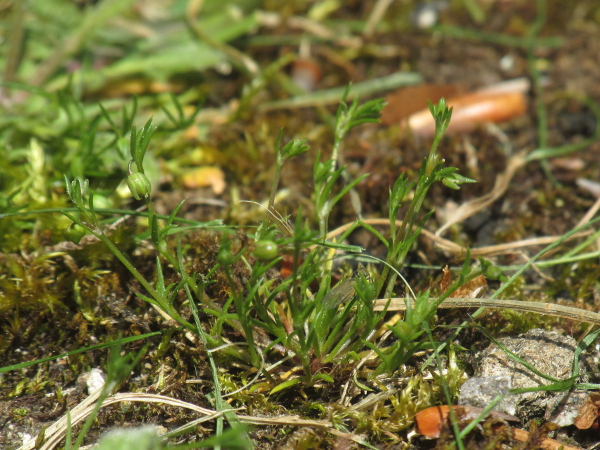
[484,264,505,281]
[127,172,151,200]
[65,223,86,244]
[253,240,278,260]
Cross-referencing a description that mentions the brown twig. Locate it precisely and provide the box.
[325,218,592,257]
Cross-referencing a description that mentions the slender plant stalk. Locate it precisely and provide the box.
[185,0,258,75]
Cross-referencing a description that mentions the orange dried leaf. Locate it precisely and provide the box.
[451,274,487,298]
[279,254,295,279]
[408,90,527,137]
[381,84,463,125]
[439,266,487,298]
[291,58,322,92]
[415,405,519,439]
[415,405,451,438]
[396,78,530,137]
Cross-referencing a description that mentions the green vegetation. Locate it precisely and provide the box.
[1,1,600,449]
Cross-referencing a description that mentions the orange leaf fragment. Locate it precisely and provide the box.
[385,78,530,137]
[450,274,487,298]
[415,405,519,439]
[291,58,322,92]
[381,84,464,125]
[415,405,451,438]
[408,90,527,137]
[416,405,582,449]
[439,265,452,294]
[439,266,487,298]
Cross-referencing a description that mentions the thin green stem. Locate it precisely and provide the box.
[433,24,562,49]
[526,0,556,182]
[64,211,199,337]
[383,177,433,299]
[185,283,227,443]
[423,322,465,450]
[267,162,284,215]
[223,268,259,367]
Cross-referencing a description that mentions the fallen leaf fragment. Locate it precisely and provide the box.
[180,166,226,194]
[390,78,530,137]
[408,90,527,137]
[415,405,451,438]
[440,265,487,298]
[439,265,452,294]
[415,405,581,449]
[381,83,463,125]
[573,392,600,430]
[291,58,322,92]
[279,254,295,279]
[414,405,518,439]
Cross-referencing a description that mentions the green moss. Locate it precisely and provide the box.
[12,407,29,418]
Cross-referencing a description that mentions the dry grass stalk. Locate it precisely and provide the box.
[375,297,600,325]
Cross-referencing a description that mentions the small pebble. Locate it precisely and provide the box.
[78,368,106,395]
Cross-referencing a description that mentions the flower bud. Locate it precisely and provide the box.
[127,172,151,200]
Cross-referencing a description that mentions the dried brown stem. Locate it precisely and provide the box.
[325,218,592,257]
[375,297,600,325]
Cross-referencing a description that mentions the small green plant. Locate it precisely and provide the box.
[314,88,385,236]
[353,98,476,374]
[382,99,475,299]
[56,91,478,448]
[61,90,476,395]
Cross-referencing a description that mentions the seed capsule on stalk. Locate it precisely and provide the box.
[65,222,86,244]
[127,172,151,200]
